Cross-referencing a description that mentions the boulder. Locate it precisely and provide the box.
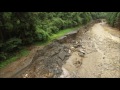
[70,46,75,51]
[78,49,85,57]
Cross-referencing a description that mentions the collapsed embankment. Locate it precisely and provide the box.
[0,20,106,78]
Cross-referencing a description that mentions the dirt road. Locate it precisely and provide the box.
[0,21,120,78]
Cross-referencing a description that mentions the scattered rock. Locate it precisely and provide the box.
[64,48,69,52]
[23,74,28,78]
[68,49,71,54]
[79,51,85,57]
[73,44,81,48]
[70,46,75,51]
[76,41,78,44]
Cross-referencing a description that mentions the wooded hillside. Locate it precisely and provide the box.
[0,12,119,61]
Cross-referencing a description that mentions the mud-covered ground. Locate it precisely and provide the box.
[0,21,120,78]
[60,22,120,78]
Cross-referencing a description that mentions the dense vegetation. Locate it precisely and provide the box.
[0,12,119,62]
[90,12,107,20]
[106,12,120,30]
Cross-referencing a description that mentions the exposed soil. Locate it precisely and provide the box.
[0,20,120,78]
[60,21,120,78]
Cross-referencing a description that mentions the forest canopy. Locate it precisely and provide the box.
[106,12,120,29]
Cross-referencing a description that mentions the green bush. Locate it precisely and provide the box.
[36,30,50,41]
[0,38,22,61]
[0,52,7,61]
[50,26,59,34]
[4,38,22,52]
[106,12,120,29]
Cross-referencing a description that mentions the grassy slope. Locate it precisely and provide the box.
[35,27,79,46]
[0,27,79,69]
[0,49,29,68]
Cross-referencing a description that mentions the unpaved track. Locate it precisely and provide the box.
[60,22,120,78]
[0,21,120,78]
